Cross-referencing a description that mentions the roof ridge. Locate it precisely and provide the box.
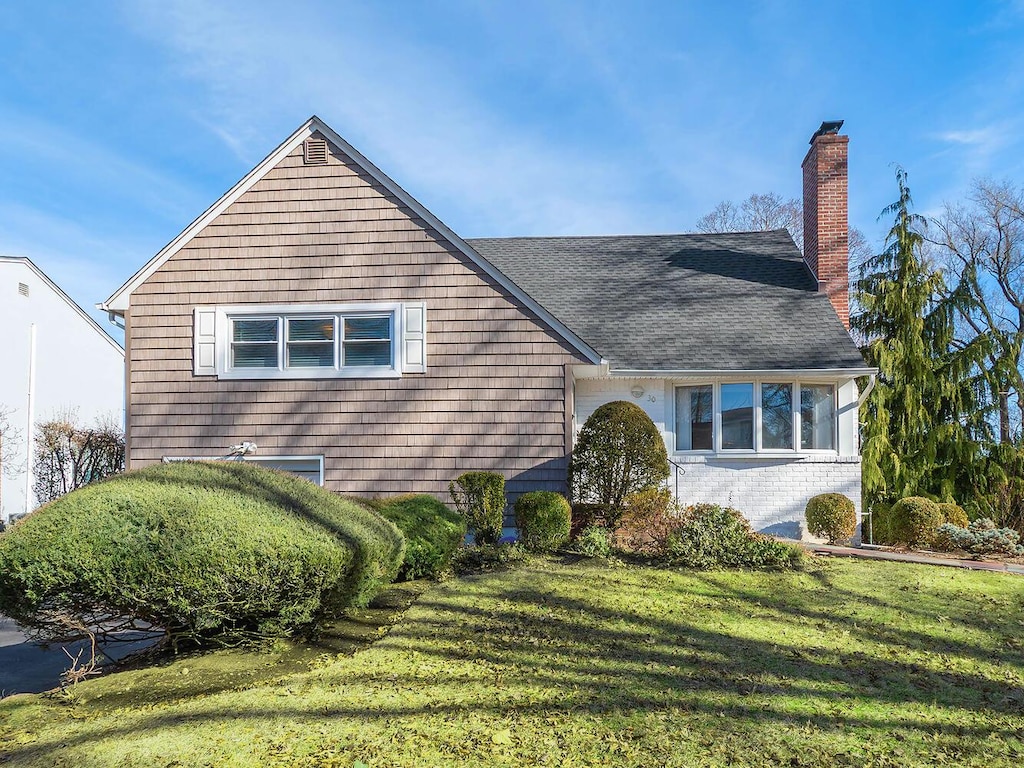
[466,229,792,242]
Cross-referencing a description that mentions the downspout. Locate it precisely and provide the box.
[856,372,877,544]
[856,372,877,408]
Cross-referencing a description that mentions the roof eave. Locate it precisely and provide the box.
[576,366,877,379]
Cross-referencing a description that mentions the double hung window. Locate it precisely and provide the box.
[194,301,426,380]
[230,313,392,373]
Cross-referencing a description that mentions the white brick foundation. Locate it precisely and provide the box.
[667,454,861,540]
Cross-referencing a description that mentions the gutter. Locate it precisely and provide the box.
[578,366,879,379]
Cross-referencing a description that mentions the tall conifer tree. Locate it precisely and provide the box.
[853,168,988,510]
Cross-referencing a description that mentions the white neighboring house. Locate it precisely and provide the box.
[0,257,124,522]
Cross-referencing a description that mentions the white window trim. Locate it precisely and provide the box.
[162,455,325,486]
[670,377,839,457]
[216,303,404,380]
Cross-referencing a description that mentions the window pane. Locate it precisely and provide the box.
[232,343,278,368]
[288,318,334,342]
[675,385,712,451]
[345,316,390,340]
[761,383,793,449]
[343,341,391,367]
[801,385,835,450]
[721,383,754,449]
[287,342,334,368]
[233,318,277,343]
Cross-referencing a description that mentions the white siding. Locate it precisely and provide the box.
[0,259,124,520]
[574,376,862,541]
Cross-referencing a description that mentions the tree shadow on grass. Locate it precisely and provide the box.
[4,560,1023,766]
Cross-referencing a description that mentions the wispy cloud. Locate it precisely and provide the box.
[122,0,671,236]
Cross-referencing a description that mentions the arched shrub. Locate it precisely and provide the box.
[568,400,669,527]
[804,493,857,544]
[0,461,404,646]
[514,491,571,552]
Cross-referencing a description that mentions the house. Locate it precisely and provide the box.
[0,257,125,522]
[99,117,873,539]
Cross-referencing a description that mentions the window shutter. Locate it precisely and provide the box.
[402,302,427,373]
[194,307,217,375]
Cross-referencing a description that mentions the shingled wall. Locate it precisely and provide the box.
[125,132,588,499]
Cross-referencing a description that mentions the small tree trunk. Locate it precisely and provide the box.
[1000,390,1011,443]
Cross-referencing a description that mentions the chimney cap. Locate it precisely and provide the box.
[810,120,844,143]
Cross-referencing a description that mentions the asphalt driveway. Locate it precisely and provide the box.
[0,615,159,696]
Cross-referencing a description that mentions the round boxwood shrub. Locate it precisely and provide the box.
[937,502,969,529]
[369,494,467,580]
[0,461,404,645]
[804,493,857,544]
[888,496,943,546]
[515,491,571,552]
[568,400,669,527]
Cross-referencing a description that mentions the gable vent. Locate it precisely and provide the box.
[304,138,328,165]
[18,282,29,297]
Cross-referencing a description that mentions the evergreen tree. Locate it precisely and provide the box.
[853,168,989,510]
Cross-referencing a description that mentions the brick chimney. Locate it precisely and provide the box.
[802,120,849,329]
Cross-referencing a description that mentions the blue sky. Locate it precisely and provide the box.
[2,1,1023,338]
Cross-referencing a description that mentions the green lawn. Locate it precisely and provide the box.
[1,557,1022,767]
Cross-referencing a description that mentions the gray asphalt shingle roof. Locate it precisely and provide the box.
[467,229,867,371]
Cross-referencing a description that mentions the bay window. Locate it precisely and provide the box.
[673,381,836,453]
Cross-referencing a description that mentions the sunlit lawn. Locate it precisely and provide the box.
[1,557,1022,767]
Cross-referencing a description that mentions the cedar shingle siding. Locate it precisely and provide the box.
[127,133,588,497]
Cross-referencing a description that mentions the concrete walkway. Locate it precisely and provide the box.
[801,542,1024,575]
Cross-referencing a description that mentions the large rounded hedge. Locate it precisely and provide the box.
[0,461,404,642]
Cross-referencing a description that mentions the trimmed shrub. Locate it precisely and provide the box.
[937,502,969,529]
[369,495,467,581]
[451,543,528,575]
[664,504,804,570]
[888,496,943,546]
[932,519,1024,557]
[571,525,612,558]
[613,488,683,555]
[0,461,404,646]
[804,493,857,544]
[568,401,669,527]
[515,491,571,552]
[449,472,505,545]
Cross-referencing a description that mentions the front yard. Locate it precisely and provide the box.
[1,557,1022,767]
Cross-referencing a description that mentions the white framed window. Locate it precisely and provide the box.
[162,455,325,485]
[194,302,426,379]
[672,380,836,454]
